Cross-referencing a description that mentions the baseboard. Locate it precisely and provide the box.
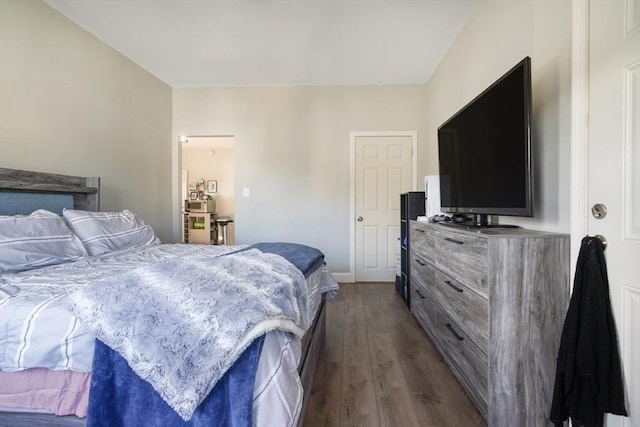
[330,272,353,283]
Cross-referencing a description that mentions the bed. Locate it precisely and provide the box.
[0,167,338,427]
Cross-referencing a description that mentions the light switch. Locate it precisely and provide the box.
[243,187,250,197]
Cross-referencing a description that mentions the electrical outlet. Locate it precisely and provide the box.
[243,187,250,197]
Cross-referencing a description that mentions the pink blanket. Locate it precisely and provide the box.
[0,368,89,417]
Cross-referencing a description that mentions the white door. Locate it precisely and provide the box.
[587,1,640,425]
[354,134,413,282]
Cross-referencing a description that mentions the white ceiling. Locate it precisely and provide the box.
[44,0,478,88]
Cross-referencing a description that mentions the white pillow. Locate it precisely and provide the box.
[0,209,88,273]
[63,209,160,256]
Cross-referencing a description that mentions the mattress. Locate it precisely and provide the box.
[0,244,338,424]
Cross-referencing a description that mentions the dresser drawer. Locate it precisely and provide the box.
[435,305,488,418]
[410,252,436,334]
[435,230,488,295]
[433,269,489,352]
[410,283,436,336]
[410,222,435,264]
[410,252,435,295]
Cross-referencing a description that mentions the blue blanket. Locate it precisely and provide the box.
[87,336,265,427]
[241,242,325,277]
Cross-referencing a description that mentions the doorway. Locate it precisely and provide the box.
[180,135,235,244]
[350,131,417,282]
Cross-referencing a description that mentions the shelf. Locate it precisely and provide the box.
[399,192,426,308]
[184,212,217,245]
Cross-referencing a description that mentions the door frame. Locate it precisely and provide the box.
[349,131,418,283]
[175,134,236,243]
[570,0,589,274]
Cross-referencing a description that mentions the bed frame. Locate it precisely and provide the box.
[0,168,100,215]
[0,167,324,427]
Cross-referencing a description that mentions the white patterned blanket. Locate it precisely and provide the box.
[67,248,309,421]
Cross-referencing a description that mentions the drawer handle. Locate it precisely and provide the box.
[444,237,464,245]
[445,323,464,341]
[416,259,426,266]
[444,280,464,293]
[415,289,426,299]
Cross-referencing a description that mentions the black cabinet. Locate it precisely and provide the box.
[399,192,425,307]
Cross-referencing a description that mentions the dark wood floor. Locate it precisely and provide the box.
[304,282,486,427]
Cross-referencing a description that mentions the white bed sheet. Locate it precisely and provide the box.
[253,265,336,427]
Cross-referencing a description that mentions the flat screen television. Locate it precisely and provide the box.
[438,56,533,227]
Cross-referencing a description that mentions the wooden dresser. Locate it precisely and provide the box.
[409,221,569,426]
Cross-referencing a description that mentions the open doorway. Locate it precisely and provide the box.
[180,135,235,244]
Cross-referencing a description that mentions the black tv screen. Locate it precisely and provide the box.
[438,57,533,225]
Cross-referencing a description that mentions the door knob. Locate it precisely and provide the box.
[356,216,363,222]
[594,234,608,250]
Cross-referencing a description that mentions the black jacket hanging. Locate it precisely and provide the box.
[550,236,627,427]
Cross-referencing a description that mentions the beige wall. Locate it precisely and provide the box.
[173,85,429,272]
[0,0,173,241]
[424,0,572,232]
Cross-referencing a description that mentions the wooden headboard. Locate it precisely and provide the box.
[0,168,100,215]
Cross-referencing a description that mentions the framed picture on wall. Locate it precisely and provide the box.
[207,180,217,193]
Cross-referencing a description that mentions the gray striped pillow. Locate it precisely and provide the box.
[63,209,160,256]
[0,209,88,273]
